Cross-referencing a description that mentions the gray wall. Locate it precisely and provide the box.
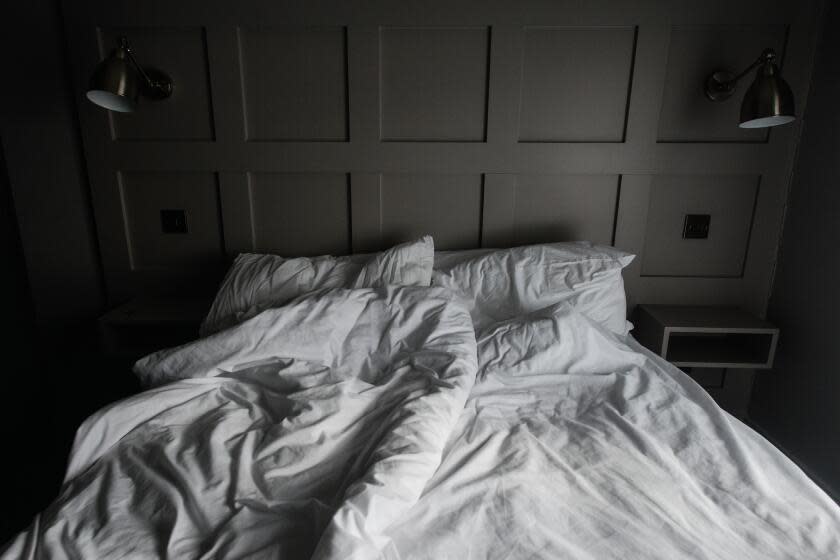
[0,0,103,321]
[60,0,821,317]
[749,1,840,501]
[0,1,825,328]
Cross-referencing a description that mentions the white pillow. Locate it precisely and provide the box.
[476,302,644,381]
[200,236,434,335]
[431,242,634,335]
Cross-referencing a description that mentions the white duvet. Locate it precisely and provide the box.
[3,287,839,559]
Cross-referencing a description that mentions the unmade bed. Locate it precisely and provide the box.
[3,238,838,559]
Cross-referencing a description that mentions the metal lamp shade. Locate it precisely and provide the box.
[739,61,795,129]
[86,48,139,113]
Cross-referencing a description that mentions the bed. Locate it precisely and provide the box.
[3,238,838,559]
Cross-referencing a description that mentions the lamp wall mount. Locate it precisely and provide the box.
[705,48,777,103]
[705,70,736,102]
[138,66,174,101]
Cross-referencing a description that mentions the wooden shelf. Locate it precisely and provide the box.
[633,305,779,369]
[99,297,209,359]
[665,332,775,369]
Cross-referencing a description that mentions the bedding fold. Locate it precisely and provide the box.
[4,285,839,560]
[381,305,840,559]
[2,285,476,560]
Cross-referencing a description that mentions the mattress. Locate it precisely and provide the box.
[2,284,838,559]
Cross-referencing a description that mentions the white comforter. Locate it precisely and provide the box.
[386,304,840,559]
[3,287,839,559]
[3,286,477,559]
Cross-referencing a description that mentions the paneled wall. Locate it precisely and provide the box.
[61,0,821,315]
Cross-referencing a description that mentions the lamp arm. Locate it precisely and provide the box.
[118,36,170,92]
[721,48,777,89]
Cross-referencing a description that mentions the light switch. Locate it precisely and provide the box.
[683,214,710,239]
[160,209,188,234]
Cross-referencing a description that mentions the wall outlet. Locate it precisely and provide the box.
[160,209,188,234]
[683,214,710,239]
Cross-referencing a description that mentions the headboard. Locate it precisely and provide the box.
[61,0,821,315]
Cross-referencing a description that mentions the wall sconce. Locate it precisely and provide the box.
[705,48,794,129]
[87,36,173,113]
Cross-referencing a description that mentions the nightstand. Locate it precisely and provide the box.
[632,305,779,418]
[99,297,209,360]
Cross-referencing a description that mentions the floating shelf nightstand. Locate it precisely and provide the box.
[99,297,209,360]
[632,305,780,418]
[633,305,779,369]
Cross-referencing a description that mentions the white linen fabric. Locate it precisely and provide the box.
[382,304,840,559]
[431,241,634,335]
[200,235,434,336]
[4,290,840,559]
[2,285,475,560]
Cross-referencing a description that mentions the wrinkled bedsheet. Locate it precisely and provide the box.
[2,286,477,559]
[3,289,839,560]
[383,305,840,559]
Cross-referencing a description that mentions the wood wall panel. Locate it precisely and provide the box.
[238,26,349,141]
[511,174,619,245]
[378,173,483,249]
[482,174,618,246]
[248,172,350,255]
[218,171,252,256]
[519,27,636,142]
[349,172,383,253]
[379,27,490,142]
[640,174,759,277]
[118,171,223,269]
[62,0,822,316]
